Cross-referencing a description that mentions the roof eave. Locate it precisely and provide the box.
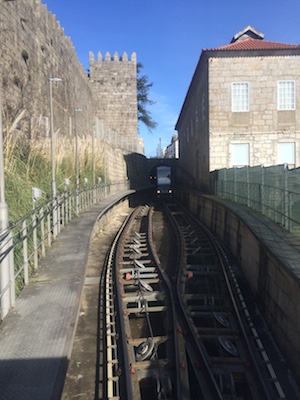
[203,47,300,58]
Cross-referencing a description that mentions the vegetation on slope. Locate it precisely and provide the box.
[4,135,105,222]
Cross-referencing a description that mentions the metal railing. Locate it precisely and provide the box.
[0,181,130,320]
[211,164,300,237]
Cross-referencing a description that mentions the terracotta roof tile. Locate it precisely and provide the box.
[205,38,300,51]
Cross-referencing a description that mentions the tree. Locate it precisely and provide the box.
[137,62,157,131]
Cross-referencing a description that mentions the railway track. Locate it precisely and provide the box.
[101,205,186,399]
[165,201,286,400]
[100,201,287,399]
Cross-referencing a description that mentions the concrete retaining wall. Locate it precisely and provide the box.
[176,189,300,384]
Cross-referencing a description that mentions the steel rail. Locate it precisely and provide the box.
[147,206,181,400]
[113,204,183,399]
[164,202,224,399]
[213,236,286,400]
[102,209,135,399]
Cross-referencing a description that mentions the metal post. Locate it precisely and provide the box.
[234,168,237,203]
[23,220,29,285]
[283,164,290,231]
[261,165,265,215]
[246,166,250,208]
[61,196,65,229]
[69,192,72,221]
[92,122,96,204]
[49,78,61,239]
[104,141,107,197]
[47,209,51,247]
[75,109,82,215]
[40,207,45,257]
[64,179,70,225]
[223,169,227,198]
[32,211,38,270]
[0,89,11,319]
[32,187,41,270]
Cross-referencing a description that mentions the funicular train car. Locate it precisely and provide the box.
[156,166,172,198]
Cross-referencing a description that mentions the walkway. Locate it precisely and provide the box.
[0,192,132,400]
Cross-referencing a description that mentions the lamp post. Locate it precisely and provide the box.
[0,91,8,228]
[74,108,82,215]
[49,77,61,239]
[92,123,96,203]
[92,125,95,186]
[0,89,11,318]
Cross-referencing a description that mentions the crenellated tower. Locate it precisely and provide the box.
[89,51,138,138]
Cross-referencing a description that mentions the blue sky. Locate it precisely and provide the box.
[43,0,300,157]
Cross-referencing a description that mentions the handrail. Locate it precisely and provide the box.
[0,180,130,320]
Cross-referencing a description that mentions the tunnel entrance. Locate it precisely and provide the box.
[149,165,172,197]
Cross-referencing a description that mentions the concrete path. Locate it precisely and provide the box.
[0,192,132,400]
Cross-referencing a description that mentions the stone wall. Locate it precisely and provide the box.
[0,0,140,186]
[0,0,93,139]
[89,51,138,138]
[100,142,147,189]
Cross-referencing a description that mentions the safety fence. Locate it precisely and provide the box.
[211,164,300,237]
[0,181,130,320]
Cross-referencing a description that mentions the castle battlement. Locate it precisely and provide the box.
[89,51,136,64]
[89,51,138,138]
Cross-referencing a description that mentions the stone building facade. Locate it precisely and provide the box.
[89,51,138,138]
[164,134,179,158]
[176,26,300,191]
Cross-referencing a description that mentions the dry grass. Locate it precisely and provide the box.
[4,133,105,220]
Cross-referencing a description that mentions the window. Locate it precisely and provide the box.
[232,82,249,112]
[278,142,295,165]
[277,81,295,110]
[232,143,249,166]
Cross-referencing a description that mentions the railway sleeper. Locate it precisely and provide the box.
[121,272,159,280]
[127,252,150,259]
[125,307,166,315]
[120,291,165,302]
[121,259,152,266]
[186,263,219,272]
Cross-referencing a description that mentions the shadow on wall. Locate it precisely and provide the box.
[124,153,149,190]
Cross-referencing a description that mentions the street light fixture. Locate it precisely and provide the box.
[49,77,62,239]
[74,108,82,215]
